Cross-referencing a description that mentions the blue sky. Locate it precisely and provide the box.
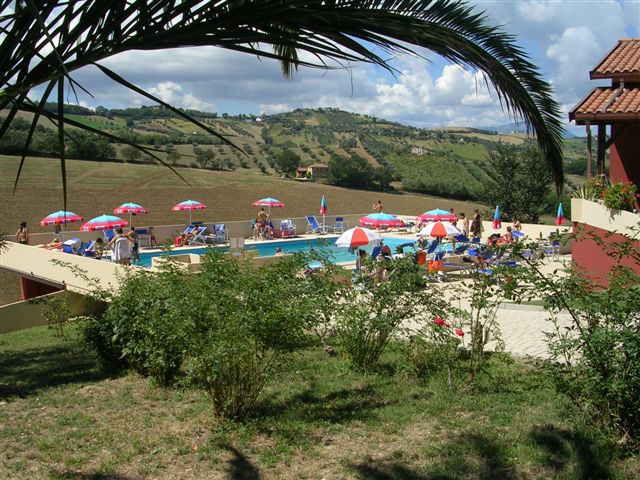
[66,1,640,133]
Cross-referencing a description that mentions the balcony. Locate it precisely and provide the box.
[571,198,639,236]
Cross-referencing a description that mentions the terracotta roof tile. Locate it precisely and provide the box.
[591,39,640,78]
[570,87,640,122]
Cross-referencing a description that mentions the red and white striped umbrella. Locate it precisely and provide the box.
[418,221,462,238]
[335,227,382,248]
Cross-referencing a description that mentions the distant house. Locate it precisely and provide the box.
[295,163,330,179]
[308,163,329,177]
[568,38,640,284]
[411,146,425,156]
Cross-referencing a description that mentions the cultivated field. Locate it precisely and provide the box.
[0,154,484,305]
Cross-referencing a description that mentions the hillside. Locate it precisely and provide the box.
[1,106,590,201]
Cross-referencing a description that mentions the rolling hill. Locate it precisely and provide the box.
[1,106,590,201]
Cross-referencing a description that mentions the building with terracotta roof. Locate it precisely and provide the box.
[569,39,640,283]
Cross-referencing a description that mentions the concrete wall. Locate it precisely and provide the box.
[0,290,98,334]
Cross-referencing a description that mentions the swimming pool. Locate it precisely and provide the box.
[137,236,416,268]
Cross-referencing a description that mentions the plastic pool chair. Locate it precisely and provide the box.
[103,229,116,244]
[544,240,560,261]
[330,217,347,233]
[306,216,324,234]
[278,219,296,238]
[213,224,228,243]
[370,245,382,260]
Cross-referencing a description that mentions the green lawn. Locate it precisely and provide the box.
[1,326,636,479]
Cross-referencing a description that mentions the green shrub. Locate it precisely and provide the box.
[512,232,640,441]
[335,258,441,371]
[85,264,197,385]
[603,181,638,211]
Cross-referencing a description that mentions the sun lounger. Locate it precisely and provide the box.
[306,216,324,234]
[62,238,81,254]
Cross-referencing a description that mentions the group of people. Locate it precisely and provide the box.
[253,207,273,240]
[23,220,158,266]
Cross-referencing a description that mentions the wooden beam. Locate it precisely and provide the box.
[586,123,592,178]
[597,124,606,176]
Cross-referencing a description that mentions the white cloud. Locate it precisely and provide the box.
[148,81,214,111]
[45,0,638,132]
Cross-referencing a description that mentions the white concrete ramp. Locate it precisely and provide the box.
[1,242,126,295]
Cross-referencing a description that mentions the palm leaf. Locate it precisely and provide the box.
[1,0,566,202]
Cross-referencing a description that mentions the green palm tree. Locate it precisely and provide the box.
[0,0,564,204]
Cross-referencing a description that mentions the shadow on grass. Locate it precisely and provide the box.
[348,427,615,479]
[222,444,262,480]
[350,433,518,479]
[530,424,613,479]
[253,384,388,425]
[56,472,134,479]
[0,342,114,399]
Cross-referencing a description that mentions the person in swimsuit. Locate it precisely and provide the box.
[372,200,383,213]
[15,221,29,244]
[109,227,131,265]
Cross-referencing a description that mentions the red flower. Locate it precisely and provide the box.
[455,329,465,337]
[434,317,445,326]
[444,321,451,327]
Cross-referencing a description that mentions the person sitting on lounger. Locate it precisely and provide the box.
[39,237,62,250]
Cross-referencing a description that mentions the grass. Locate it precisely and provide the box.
[1,325,637,479]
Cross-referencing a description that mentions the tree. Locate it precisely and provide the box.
[165,145,181,166]
[328,153,376,190]
[121,144,142,162]
[2,0,566,208]
[194,147,215,170]
[275,148,301,176]
[483,145,552,223]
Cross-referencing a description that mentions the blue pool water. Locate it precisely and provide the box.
[138,236,416,268]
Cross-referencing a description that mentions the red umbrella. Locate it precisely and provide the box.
[80,214,128,231]
[172,200,206,224]
[114,202,148,226]
[418,221,462,238]
[40,210,84,240]
[359,213,405,229]
[252,197,284,217]
[335,227,382,248]
[416,209,457,225]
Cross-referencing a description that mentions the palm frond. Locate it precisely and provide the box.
[1,0,565,200]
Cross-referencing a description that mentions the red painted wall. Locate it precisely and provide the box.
[610,123,640,187]
[572,223,640,285]
[19,277,62,300]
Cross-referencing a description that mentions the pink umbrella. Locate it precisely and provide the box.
[252,197,284,217]
[81,214,128,231]
[172,200,206,224]
[416,209,457,225]
[40,210,84,240]
[114,202,148,226]
[359,213,405,229]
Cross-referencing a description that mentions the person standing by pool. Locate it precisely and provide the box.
[148,226,158,247]
[460,212,469,237]
[372,200,383,213]
[109,227,131,265]
[15,221,29,244]
[449,208,458,227]
[470,209,482,240]
[256,207,269,239]
[127,226,140,262]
